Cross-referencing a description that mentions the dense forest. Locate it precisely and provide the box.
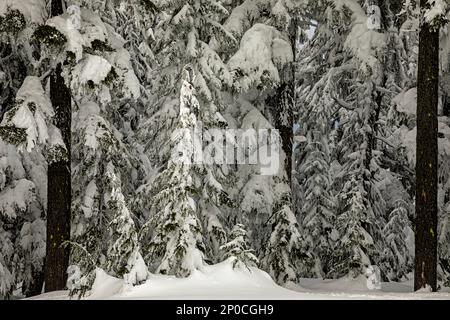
[0,0,449,299]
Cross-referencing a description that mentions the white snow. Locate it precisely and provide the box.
[109,49,141,99]
[73,54,112,86]
[27,259,450,300]
[88,268,124,299]
[424,0,447,25]
[81,180,97,219]
[334,0,387,79]
[228,23,293,91]
[0,0,46,24]
[0,179,36,219]
[47,14,85,62]
[124,250,148,286]
[393,88,417,115]
[0,76,54,152]
[218,0,265,41]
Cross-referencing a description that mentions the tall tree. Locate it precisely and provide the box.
[414,0,447,292]
[44,0,72,292]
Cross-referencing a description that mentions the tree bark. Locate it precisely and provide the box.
[44,0,71,292]
[265,18,297,185]
[414,0,439,292]
[444,95,450,117]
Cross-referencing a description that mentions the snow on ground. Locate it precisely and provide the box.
[27,259,450,300]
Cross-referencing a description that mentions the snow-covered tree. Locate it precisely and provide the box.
[328,176,377,278]
[294,0,421,280]
[296,29,340,276]
[45,5,150,295]
[0,76,51,297]
[142,77,206,276]
[0,139,46,298]
[70,99,146,296]
[297,130,336,277]
[137,0,235,267]
[104,162,147,286]
[380,200,414,281]
[220,223,259,271]
[224,1,306,285]
[262,193,308,285]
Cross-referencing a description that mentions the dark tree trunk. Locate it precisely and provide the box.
[444,95,450,117]
[266,80,293,184]
[44,0,71,292]
[265,18,297,185]
[51,0,64,14]
[414,0,439,292]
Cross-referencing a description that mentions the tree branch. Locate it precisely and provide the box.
[331,92,356,111]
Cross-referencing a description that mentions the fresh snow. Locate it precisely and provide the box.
[0,77,54,152]
[0,0,46,24]
[424,0,447,25]
[228,23,293,91]
[28,259,450,300]
[73,55,112,86]
[393,88,417,115]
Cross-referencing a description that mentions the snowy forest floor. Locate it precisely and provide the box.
[26,259,450,300]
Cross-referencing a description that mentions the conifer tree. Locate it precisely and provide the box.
[262,194,306,285]
[143,76,206,276]
[220,223,259,271]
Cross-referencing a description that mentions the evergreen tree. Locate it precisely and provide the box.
[138,0,235,268]
[42,3,149,296]
[329,176,377,278]
[262,194,307,285]
[380,200,414,281]
[104,162,147,286]
[143,76,206,276]
[0,3,51,297]
[0,75,59,297]
[297,130,336,277]
[220,223,259,271]
[225,0,306,285]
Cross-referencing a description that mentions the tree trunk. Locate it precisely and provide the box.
[265,18,297,185]
[414,0,439,292]
[444,95,450,117]
[44,0,71,292]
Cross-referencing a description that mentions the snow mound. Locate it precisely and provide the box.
[27,263,450,300]
[78,258,299,300]
[88,268,124,299]
[299,275,371,292]
[112,258,297,300]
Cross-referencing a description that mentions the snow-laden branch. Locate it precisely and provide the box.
[331,92,356,111]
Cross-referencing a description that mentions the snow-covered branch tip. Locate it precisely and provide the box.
[331,92,356,111]
[423,0,449,30]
